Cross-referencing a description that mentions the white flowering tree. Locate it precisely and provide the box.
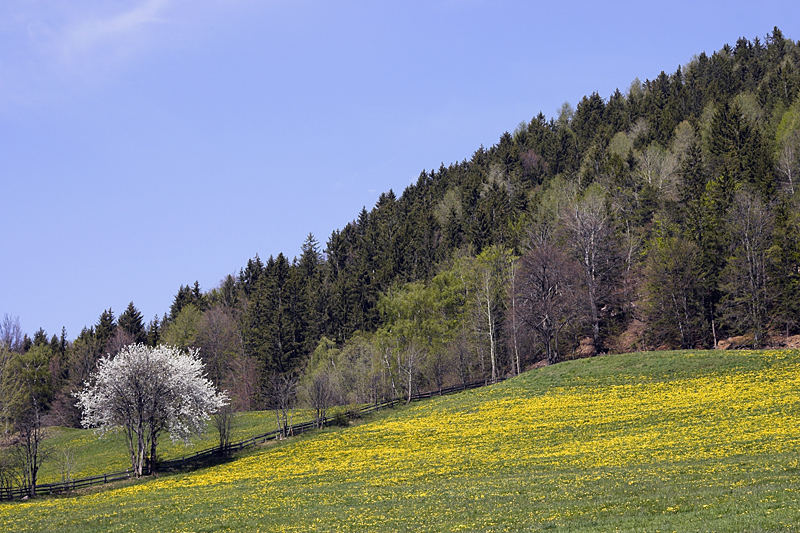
[75,344,227,477]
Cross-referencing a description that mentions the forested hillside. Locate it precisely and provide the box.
[3,28,800,425]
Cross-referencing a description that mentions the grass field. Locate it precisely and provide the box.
[2,349,799,532]
[37,408,328,483]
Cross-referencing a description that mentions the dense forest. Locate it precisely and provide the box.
[3,28,800,431]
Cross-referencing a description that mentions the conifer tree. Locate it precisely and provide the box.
[118,302,147,344]
[94,309,116,355]
[146,315,161,347]
[32,328,48,347]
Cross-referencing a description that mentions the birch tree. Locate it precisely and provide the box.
[722,190,774,346]
[505,260,522,375]
[776,130,799,195]
[561,185,618,351]
[472,246,514,382]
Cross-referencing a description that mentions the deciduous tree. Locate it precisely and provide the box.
[515,241,581,364]
[1,345,52,496]
[75,344,227,477]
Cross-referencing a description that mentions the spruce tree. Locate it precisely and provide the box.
[146,315,161,347]
[95,309,116,355]
[119,302,147,344]
[32,328,48,347]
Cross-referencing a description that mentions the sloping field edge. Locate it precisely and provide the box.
[1,377,505,501]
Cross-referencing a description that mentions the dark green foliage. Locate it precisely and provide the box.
[94,309,116,354]
[242,254,304,378]
[152,28,800,371]
[679,140,709,241]
[118,302,147,344]
[768,197,800,336]
[572,93,606,151]
[644,231,708,348]
[169,283,205,321]
[146,315,161,347]
[32,328,48,347]
[708,101,772,195]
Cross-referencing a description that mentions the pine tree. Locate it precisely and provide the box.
[32,328,48,347]
[679,141,709,245]
[708,101,772,195]
[768,198,800,336]
[239,255,265,297]
[95,309,116,355]
[119,302,147,344]
[298,234,324,355]
[192,281,206,311]
[169,285,194,321]
[146,315,161,347]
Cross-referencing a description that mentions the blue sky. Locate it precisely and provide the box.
[2,0,800,339]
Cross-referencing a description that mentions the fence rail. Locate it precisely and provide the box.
[1,377,504,501]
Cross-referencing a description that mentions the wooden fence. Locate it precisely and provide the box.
[0,377,504,501]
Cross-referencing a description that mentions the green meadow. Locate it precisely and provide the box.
[2,350,799,532]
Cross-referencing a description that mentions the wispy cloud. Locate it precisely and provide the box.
[0,1,175,108]
[0,0,257,110]
[59,0,172,63]
[50,0,174,67]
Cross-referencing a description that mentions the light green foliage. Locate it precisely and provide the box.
[670,120,696,159]
[2,346,52,424]
[380,282,449,352]
[472,245,516,381]
[607,131,632,159]
[556,101,574,128]
[733,92,766,128]
[433,188,462,227]
[303,336,339,377]
[160,304,201,349]
[333,334,377,403]
[628,117,649,143]
[528,174,577,244]
[698,101,717,153]
[774,94,800,149]
[1,345,53,493]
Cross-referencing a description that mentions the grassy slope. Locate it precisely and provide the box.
[37,409,327,483]
[2,350,799,532]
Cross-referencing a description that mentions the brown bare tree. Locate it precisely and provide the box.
[213,403,234,453]
[302,371,339,428]
[226,355,259,411]
[265,372,298,438]
[197,305,241,387]
[515,242,582,365]
[0,315,24,353]
[106,327,134,356]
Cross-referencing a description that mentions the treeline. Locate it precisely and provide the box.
[3,28,800,434]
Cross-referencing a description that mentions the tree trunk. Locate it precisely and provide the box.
[484,275,497,383]
[149,431,158,475]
